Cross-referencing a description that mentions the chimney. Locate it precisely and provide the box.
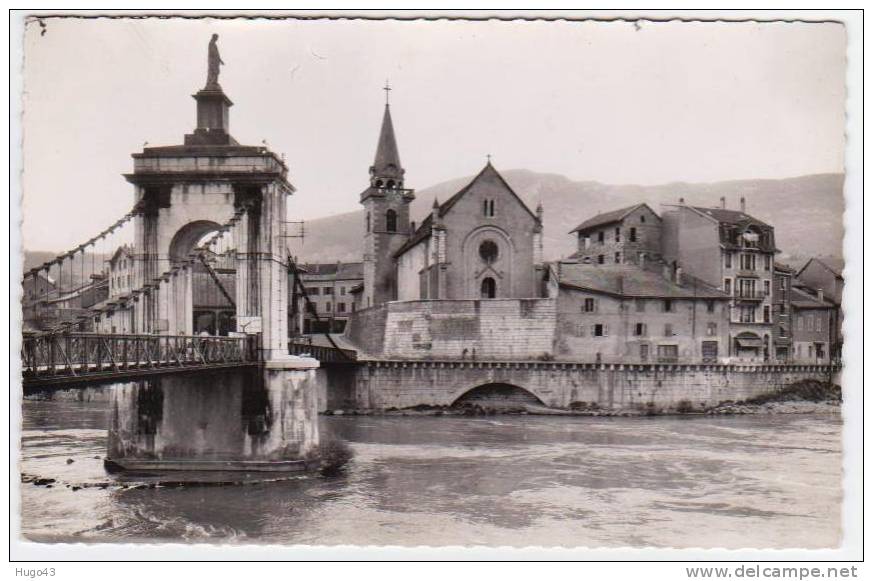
[817,288,824,302]
[675,266,683,286]
[410,220,416,233]
[638,252,646,268]
[662,264,671,280]
[720,196,726,209]
[679,197,685,205]
[740,197,746,213]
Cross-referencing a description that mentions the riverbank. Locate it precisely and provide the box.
[322,380,841,418]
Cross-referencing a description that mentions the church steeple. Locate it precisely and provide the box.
[369,98,405,189]
[360,87,414,308]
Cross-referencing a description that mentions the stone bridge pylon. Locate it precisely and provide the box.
[98,40,321,472]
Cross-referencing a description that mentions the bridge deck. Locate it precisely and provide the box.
[21,332,258,391]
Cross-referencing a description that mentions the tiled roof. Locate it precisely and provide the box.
[394,162,536,258]
[297,262,364,279]
[798,257,844,280]
[688,206,772,228]
[569,203,657,234]
[790,285,836,309]
[558,262,729,299]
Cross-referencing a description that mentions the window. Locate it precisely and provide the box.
[480,277,496,299]
[306,287,320,296]
[640,215,646,223]
[640,344,649,361]
[337,302,346,313]
[326,302,332,312]
[615,227,621,242]
[583,236,591,249]
[702,340,718,361]
[366,212,371,233]
[593,324,606,337]
[740,305,755,323]
[629,227,637,242]
[764,280,771,296]
[386,209,397,233]
[706,300,716,313]
[725,252,732,269]
[763,306,771,324]
[597,255,605,265]
[808,346,814,358]
[483,199,496,217]
[479,240,499,264]
[583,298,596,312]
[741,253,757,271]
[597,231,605,244]
[340,287,346,295]
[779,325,787,338]
[724,278,732,294]
[664,323,673,337]
[815,314,822,332]
[657,344,679,362]
[764,255,771,271]
[706,322,717,336]
[780,277,787,290]
[633,323,646,336]
[663,299,674,313]
[614,252,621,264]
[635,299,645,313]
[323,287,333,295]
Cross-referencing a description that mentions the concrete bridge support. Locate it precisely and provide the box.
[106,357,320,472]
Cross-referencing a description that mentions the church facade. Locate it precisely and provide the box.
[359,100,545,306]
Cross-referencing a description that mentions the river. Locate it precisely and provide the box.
[18,399,842,548]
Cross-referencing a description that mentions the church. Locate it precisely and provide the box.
[358,97,545,309]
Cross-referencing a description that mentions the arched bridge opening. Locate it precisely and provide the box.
[451,383,545,409]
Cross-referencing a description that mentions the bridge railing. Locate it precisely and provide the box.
[289,340,357,364]
[22,332,257,380]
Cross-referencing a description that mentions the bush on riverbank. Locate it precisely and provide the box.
[318,437,354,477]
[743,380,841,405]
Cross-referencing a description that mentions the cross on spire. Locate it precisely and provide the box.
[383,80,392,105]
[486,153,492,164]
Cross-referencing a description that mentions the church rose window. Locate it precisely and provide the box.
[479,240,499,263]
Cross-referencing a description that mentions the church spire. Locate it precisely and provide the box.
[370,86,404,188]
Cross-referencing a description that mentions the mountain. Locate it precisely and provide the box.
[24,172,844,276]
[287,171,845,270]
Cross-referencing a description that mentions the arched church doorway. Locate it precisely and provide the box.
[481,277,496,299]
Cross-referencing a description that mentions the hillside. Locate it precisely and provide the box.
[287,171,845,269]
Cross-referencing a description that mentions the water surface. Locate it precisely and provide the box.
[19,399,842,548]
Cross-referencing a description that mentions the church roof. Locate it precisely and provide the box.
[569,203,659,234]
[394,162,537,258]
[373,104,402,173]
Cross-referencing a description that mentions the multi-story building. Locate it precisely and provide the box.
[569,203,663,266]
[108,245,135,298]
[796,257,844,362]
[291,262,364,334]
[551,261,731,364]
[772,262,794,361]
[661,198,777,361]
[790,284,836,364]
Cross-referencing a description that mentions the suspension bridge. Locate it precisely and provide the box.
[19,39,329,472]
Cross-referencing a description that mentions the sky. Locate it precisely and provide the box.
[20,16,846,251]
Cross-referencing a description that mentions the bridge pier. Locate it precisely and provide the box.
[106,356,320,472]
